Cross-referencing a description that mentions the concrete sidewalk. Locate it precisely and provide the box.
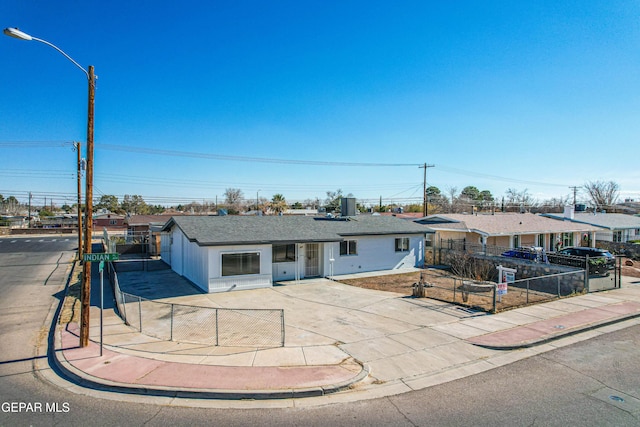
[51,269,640,404]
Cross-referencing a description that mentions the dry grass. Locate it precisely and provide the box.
[59,264,82,324]
[339,269,558,313]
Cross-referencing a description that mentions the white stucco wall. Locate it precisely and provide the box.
[323,234,424,276]
[208,244,272,292]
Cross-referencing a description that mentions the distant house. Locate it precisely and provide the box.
[160,215,426,293]
[415,212,601,252]
[93,212,126,232]
[125,214,182,255]
[542,208,640,243]
[125,214,178,235]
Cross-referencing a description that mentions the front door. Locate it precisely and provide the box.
[305,243,320,277]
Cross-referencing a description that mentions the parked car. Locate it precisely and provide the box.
[556,247,615,273]
[501,247,548,263]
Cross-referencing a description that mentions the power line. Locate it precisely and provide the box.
[98,143,421,167]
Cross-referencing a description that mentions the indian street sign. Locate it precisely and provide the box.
[83,253,119,262]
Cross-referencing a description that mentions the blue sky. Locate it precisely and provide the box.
[2,1,639,209]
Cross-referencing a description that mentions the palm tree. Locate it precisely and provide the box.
[269,194,288,214]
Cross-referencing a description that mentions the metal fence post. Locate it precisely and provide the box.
[453,277,456,302]
[281,309,285,347]
[170,304,174,341]
[526,279,530,304]
[492,284,497,314]
[557,275,561,298]
[584,254,590,293]
[138,296,142,332]
[215,309,219,346]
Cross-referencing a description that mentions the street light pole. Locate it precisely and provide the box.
[4,27,95,348]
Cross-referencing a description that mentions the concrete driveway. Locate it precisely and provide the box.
[115,265,498,386]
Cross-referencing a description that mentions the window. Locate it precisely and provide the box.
[513,235,521,248]
[109,219,118,225]
[222,252,260,276]
[340,240,357,256]
[537,234,545,248]
[395,237,409,252]
[562,232,574,247]
[272,244,296,263]
[613,231,623,243]
[425,234,433,247]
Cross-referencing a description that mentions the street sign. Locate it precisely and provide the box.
[83,253,119,262]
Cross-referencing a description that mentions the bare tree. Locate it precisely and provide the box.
[505,188,537,212]
[223,188,244,213]
[223,188,243,205]
[583,180,619,209]
[445,186,458,213]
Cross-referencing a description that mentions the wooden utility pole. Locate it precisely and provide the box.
[80,65,96,348]
[75,142,83,259]
[419,163,435,217]
[569,186,579,206]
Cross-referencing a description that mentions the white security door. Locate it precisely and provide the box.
[305,243,320,277]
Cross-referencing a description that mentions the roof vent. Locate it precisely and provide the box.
[340,197,357,217]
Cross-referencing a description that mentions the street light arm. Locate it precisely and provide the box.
[4,27,89,79]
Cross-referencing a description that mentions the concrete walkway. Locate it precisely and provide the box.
[52,267,640,405]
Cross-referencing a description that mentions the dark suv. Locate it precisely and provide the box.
[555,247,615,273]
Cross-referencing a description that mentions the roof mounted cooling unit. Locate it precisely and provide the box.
[341,197,357,217]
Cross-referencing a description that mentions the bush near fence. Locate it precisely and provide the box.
[596,240,640,260]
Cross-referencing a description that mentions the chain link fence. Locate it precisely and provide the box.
[107,261,284,347]
[417,269,586,313]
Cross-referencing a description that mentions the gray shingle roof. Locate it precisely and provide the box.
[162,215,427,246]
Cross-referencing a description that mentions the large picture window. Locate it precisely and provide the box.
[395,237,409,252]
[272,244,296,263]
[222,252,260,276]
[340,240,357,256]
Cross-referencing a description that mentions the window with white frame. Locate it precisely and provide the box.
[395,237,409,252]
[562,232,574,247]
[340,240,357,256]
[425,234,433,247]
[513,235,521,247]
[537,234,545,247]
[613,231,623,243]
[272,244,296,263]
[222,252,260,276]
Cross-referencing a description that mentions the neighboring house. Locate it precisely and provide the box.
[125,214,182,255]
[37,214,78,229]
[160,215,426,293]
[125,214,178,235]
[543,208,640,243]
[415,212,601,252]
[93,212,126,232]
[0,215,26,229]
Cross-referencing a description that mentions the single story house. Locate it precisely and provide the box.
[414,212,602,252]
[542,209,640,243]
[160,215,426,293]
